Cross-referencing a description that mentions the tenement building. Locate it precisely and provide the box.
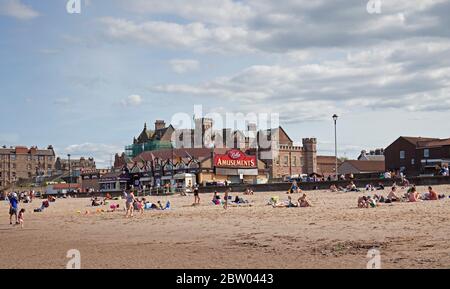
[0,145,56,189]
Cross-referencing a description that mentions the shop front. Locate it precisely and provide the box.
[210,149,268,185]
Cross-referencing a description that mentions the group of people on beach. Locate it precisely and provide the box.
[357,184,446,208]
[4,192,26,228]
[122,190,170,218]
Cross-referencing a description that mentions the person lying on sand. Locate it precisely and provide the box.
[272,196,297,208]
[212,191,221,205]
[357,196,377,208]
[233,196,248,204]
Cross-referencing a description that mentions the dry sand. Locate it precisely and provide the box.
[1,185,450,269]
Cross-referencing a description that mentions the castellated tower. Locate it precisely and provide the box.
[302,138,317,174]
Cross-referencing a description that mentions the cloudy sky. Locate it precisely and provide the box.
[1,0,449,167]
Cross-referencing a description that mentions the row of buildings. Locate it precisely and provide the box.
[107,119,339,192]
[0,145,97,191]
[337,137,450,177]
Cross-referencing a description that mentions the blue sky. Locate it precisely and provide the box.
[1,0,450,167]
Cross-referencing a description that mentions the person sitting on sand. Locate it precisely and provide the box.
[330,184,338,193]
[358,196,369,208]
[365,184,375,191]
[407,187,420,202]
[212,191,221,205]
[386,186,401,202]
[298,194,312,208]
[244,188,254,195]
[422,186,439,201]
[108,204,120,212]
[91,197,101,207]
[346,181,358,192]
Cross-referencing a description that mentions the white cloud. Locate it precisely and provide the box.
[152,39,450,122]
[0,0,39,20]
[99,17,253,52]
[121,94,143,107]
[123,0,253,26]
[169,59,200,74]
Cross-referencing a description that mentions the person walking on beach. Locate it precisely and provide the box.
[125,190,136,218]
[223,188,231,210]
[193,185,200,205]
[9,192,19,225]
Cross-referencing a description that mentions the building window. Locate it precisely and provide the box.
[411,158,415,165]
[283,156,289,167]
[12,163,16,169]
[400,151,405,160]
[292,156,297,167]
[275,157,280,166]
[424,149,430,158]
[11,154,16,161]
[27,155,32,161]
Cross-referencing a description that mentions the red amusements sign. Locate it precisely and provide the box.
[214,150,257,168]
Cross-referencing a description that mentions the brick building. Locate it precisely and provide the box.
[385,136,450,176]
[338,160,385,175]
[316,156,341,177]
[257,127,317,180]
[55,156,96,174]
[0,145,56,190]
[119,119,319,181]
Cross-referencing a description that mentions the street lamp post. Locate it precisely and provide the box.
[68,154,72,192]
[332,114,339,181]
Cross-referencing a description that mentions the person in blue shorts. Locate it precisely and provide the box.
[9,192,19,225]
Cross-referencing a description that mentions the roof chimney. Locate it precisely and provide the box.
[155,120,166,131]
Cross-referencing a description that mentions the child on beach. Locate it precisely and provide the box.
[17,209,25,228]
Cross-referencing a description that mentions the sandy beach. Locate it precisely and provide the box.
[1,185,449,269]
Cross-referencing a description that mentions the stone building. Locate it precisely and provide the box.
[55,156,96,174]
[0,145,56,190]
[120,118,318,181]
